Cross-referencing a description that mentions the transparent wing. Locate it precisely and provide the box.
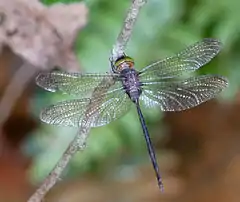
[139,38,222,81]
[36,71,119,97]
[40,82,132,127]
[140,75,228,111]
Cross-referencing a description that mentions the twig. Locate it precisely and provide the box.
[0,63,37,127]
[27,0,148,201]
[111,0,147,61]
[27,129,88,202]
[0,63,37,154]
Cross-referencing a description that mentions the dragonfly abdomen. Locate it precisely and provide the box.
[120,68,142,102]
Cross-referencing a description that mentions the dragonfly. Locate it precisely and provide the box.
[36,38,228,191]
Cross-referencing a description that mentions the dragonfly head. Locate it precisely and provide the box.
[112,55,135,73]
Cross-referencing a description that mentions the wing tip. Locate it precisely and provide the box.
[200,75,229,90]
[214,75,229,88]
[202,38,223,51]
[202,38,222,45]
[39,106,52,124]
[35,73,57,92]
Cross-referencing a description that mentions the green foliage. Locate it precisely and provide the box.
[41,0,81,5]
[28,0,238,182]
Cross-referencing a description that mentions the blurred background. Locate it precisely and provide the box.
[0,0,240,201]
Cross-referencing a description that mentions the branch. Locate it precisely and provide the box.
[27,0,148,201]
[111,0,147,61]
[0,61,37,156]
[0,62,37,130]
[27,128,88,202]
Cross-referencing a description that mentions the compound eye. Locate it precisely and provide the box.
[114,55,134,72]
[127,61,134,68]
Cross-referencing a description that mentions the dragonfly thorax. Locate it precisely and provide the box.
[120,68,142,103]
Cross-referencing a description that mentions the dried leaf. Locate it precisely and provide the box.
[0,0,88,70]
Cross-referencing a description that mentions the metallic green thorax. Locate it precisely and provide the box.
[114,56,134,66]
[113,55,135,73]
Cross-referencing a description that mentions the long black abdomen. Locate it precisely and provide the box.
[121,69,142,102]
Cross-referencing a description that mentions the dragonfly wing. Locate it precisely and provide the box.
[139,38,222,81]
[140,75,228,111]
[40,82,132,127]
[36,71,119,97]
[40,98,90,127]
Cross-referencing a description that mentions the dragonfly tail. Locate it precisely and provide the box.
[135,99,164,192]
